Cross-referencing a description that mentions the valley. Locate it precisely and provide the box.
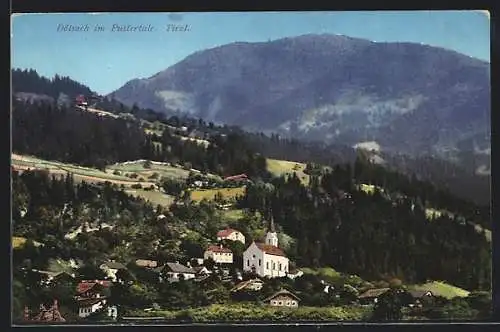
[10,31,491,323]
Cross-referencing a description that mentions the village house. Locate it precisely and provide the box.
[135,259,158,268]
[78,298,108,318]
[31,269,75,286]
[263,289,300,308]
[24,300,66,323]
[160,262,196,282]
[357,288,390,305]
[75,280,111,318]
[192,265,212,282]
[217,228,246,244]
[204,245,234,264]
[231,278,264,293]
[99,261,127,282]
[192,265,211,276]
[223,173,249,183]
[243,216,289,278]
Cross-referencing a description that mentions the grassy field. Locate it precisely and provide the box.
[107,160,191,180]
[266,158,309,185]
[125,189,175,207]
[408,281,470,299]
[12,154,144,183]
[12,236,43,249]
[126,303,371,321]
[189,186,246,202]
[221,209,246,221]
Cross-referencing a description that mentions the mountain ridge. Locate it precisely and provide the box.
[109,33,490,170]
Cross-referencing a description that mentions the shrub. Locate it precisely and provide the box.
[131,184,142,189]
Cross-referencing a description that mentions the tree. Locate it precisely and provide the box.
[371,289,404,321]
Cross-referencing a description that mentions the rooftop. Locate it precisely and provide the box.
[263,289,301,302]
[358,288,390,299]
[206,245,233,254]
[255,242,286,257]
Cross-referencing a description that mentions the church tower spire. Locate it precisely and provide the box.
[265,206,278,247]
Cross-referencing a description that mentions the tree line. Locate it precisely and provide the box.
[239,161,491,291]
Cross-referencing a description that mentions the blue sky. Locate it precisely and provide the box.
[11,11,490,95]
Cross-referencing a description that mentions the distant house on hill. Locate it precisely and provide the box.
[24,299,65,323]
[217,228,246,244]
[263,289,300,308]
[357,288,390,305]
[204,245,234,264]
[75,94,87,106]
[224,174,248,182]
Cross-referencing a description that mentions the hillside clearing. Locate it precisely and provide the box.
[108,160,221,181]
[125,189,175,207]
[408,281,470,299]
[221,209,245,221]
[190,187,246,202]
[12,156,155,188]
[266,158,309,185]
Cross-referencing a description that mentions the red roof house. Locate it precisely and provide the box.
[223,174,248,182]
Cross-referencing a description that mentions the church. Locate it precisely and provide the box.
[242,214,289,278]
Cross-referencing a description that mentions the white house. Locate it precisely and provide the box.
[263,289,300,308]
[217,228,246,244]
[75,280,111,318]
[99,261,127,282]
[204,245,233,264]
[242,216,289,278]
[78,298,107,318]
[162,262,196,282]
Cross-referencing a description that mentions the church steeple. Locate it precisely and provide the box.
[268,209,275,233]
[265,206,278,247]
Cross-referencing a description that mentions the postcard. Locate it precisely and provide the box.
[10,11,491,325]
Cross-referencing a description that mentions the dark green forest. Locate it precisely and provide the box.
[12,98,269,179]
[239,168,491,291]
